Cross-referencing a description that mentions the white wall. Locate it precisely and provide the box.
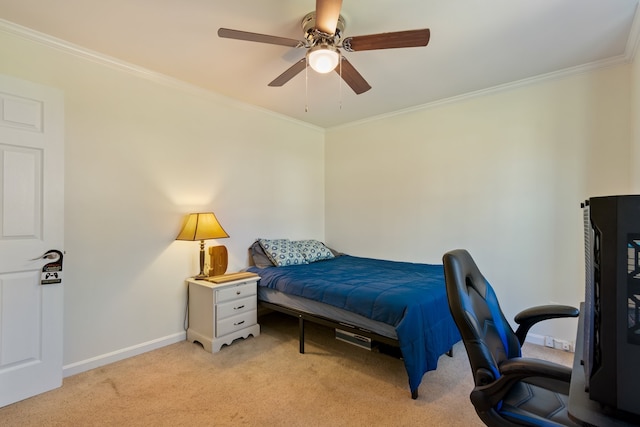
[325,65,632,343]
[0,26,325,371]
[632,41,640,192]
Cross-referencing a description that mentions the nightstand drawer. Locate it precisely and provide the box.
[217,311,257,337]
[216,281,256,303]
[216,296,257,319]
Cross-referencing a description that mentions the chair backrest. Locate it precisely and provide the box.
[443,249,522,386]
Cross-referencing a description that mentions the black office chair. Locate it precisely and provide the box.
[442,249,580,427]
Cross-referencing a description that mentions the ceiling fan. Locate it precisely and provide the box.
[218,0,430,95]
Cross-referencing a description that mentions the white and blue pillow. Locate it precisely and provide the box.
[256,238,336,267]
[296,239,335,263]
[258,238,307,267]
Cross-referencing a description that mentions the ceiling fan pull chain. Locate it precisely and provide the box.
[339,55,343,110]
[305,56,309,112]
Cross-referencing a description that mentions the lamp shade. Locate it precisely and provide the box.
[308,45,340,74]
[176,212,229,241]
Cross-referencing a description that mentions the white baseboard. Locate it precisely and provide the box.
[59,331,558,378]
[62,331,186,377]
[525,333,545,347]
[525,332,575,352]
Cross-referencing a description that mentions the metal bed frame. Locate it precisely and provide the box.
[259,300,453,399]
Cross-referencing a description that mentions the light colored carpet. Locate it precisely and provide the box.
[0,312,572,426]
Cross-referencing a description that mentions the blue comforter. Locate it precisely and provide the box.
[248,255,461,395]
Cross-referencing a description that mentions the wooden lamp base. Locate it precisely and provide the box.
[208,245,228,276]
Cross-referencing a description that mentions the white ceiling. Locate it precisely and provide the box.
[0,0,638,128]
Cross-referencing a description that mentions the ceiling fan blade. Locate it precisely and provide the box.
[343,29,430,52]
[218,28,303,48]
[335,56,371,95]
[315,0,343,35]
[268,58,308,87]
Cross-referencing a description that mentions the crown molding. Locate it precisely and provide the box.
[0,19,325,133]
[328,54,631,132]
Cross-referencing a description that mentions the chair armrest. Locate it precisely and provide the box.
[499,357,572,382]
[470,357,572,411]
[514,304,579,345]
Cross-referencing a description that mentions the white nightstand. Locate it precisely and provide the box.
[186,275,260,352]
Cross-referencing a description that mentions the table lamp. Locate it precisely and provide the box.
[176,212,229,279]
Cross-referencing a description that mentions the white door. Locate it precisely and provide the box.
[0,74,64,407]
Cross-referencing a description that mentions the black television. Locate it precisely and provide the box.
[582,195,640,419]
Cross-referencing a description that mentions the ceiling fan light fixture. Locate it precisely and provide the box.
[307,45,340,74]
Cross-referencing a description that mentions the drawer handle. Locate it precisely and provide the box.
[234,305,245,310]
[234,320,245,326]
[236,290,241,295]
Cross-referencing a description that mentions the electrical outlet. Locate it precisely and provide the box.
[562,341,573,352]
[544,336,554,348]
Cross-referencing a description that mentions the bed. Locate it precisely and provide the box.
[240,239,461,399]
